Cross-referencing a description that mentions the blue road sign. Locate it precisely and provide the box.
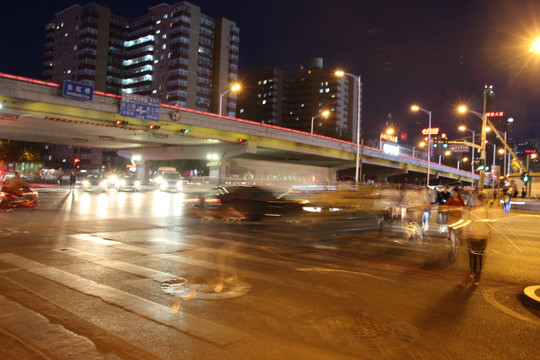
[62,80,94,101]
[119,94,161,121]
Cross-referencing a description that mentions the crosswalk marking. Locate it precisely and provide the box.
[56,247,178,282]
[71,232,380,298]
[58,245,312,319]
[0,295,122,359]
[0,253,248,347]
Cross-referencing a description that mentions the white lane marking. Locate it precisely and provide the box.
[0,253,248,347]
[72,232,392,297]
[190,233,395,282]
[0,295,122,360]
[71,234,154,255]
[60,243,312,319]
[57,248,177,283]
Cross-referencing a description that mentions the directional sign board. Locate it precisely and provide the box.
[119,94,161,121]
[62,80,93,101]
[449,144,470,152]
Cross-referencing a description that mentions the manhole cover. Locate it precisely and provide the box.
[325,313,394,338]
[297,309,418,351]
[161,276,251,300]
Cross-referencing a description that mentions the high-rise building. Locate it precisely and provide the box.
[42,1,240,115]
[237,58,359,141]
[237,67,285,126]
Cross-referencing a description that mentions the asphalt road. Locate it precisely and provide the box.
[0,189,538,359]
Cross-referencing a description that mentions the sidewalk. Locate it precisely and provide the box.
[521,286,540,310]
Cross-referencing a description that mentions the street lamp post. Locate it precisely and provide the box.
[335,70,362,184]
[526,153,537,197]
[311,110,330,135]
[458,105,487,190]
[459,125,476,186]
[219,83,241,116]
[411,105,432,187]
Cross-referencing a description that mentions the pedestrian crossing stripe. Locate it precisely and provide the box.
[0,252,248,347]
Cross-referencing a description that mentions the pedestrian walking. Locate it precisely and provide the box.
[465,192,492,285]
[56,167,64,188]
[522,186,527,198]
[69,170,77,190]
[502,186,512,216]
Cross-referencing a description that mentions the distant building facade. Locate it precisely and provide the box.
[42,1,240,116]
[237,58,361,141]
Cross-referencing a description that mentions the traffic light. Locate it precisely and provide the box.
[441,133,448,148]
[116,120,128,127]
[178,129,189,134]
[476,159,485,170]
[148,123,160,130]
[521,172,530,183]
[73,158,80,169]
[433,136,438,148]
[238,138,247,145]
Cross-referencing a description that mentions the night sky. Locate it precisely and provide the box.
[1,0,540,141]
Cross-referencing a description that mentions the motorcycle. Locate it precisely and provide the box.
[0,186,40,210]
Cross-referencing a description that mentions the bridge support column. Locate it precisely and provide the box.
[376,174,388,183]
[138,161,150,184]
[208,161,230,185]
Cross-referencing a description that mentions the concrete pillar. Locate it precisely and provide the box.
[138,161,150,184]
[208,161,230,185]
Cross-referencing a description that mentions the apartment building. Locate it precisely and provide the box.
[42,1,240,116]
[238,58,360,141]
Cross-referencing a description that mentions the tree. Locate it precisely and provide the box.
[0,140,42,166]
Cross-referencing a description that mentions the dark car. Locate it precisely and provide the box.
[112,173,141,192]
[185,185,303,221]
[81,174,108,192]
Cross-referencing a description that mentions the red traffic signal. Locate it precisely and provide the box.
[148,123,160,130]
[238,138,247,145]
[116,120,128,126]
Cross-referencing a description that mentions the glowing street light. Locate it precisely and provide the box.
[219,83,241,116]
[411,105,432,187]
[311,110,330,135]
[530,38,540,53]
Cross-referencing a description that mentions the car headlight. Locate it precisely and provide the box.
[119,180,126,186]
[99,181,107,187]
[82,180,90,186]
[135,180,140,186]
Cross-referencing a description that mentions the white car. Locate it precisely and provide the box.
[159,171,183,192]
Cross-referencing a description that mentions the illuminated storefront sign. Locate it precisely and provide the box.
[421,127,440,135]
[380,133,398,143]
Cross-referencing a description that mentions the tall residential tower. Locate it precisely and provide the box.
[237,58,359,141]
[43,1,240,116]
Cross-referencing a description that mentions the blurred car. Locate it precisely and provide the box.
[184,185,303,221]
[81,174,108,192]
[159,171,183,192]
[110,173,140,192]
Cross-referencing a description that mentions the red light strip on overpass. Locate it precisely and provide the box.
[0,73,60,87]
[1,72,357,147]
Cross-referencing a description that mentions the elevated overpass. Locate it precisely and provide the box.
[0,73,477,185]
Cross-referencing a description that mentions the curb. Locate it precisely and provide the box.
[520,285,540,310]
